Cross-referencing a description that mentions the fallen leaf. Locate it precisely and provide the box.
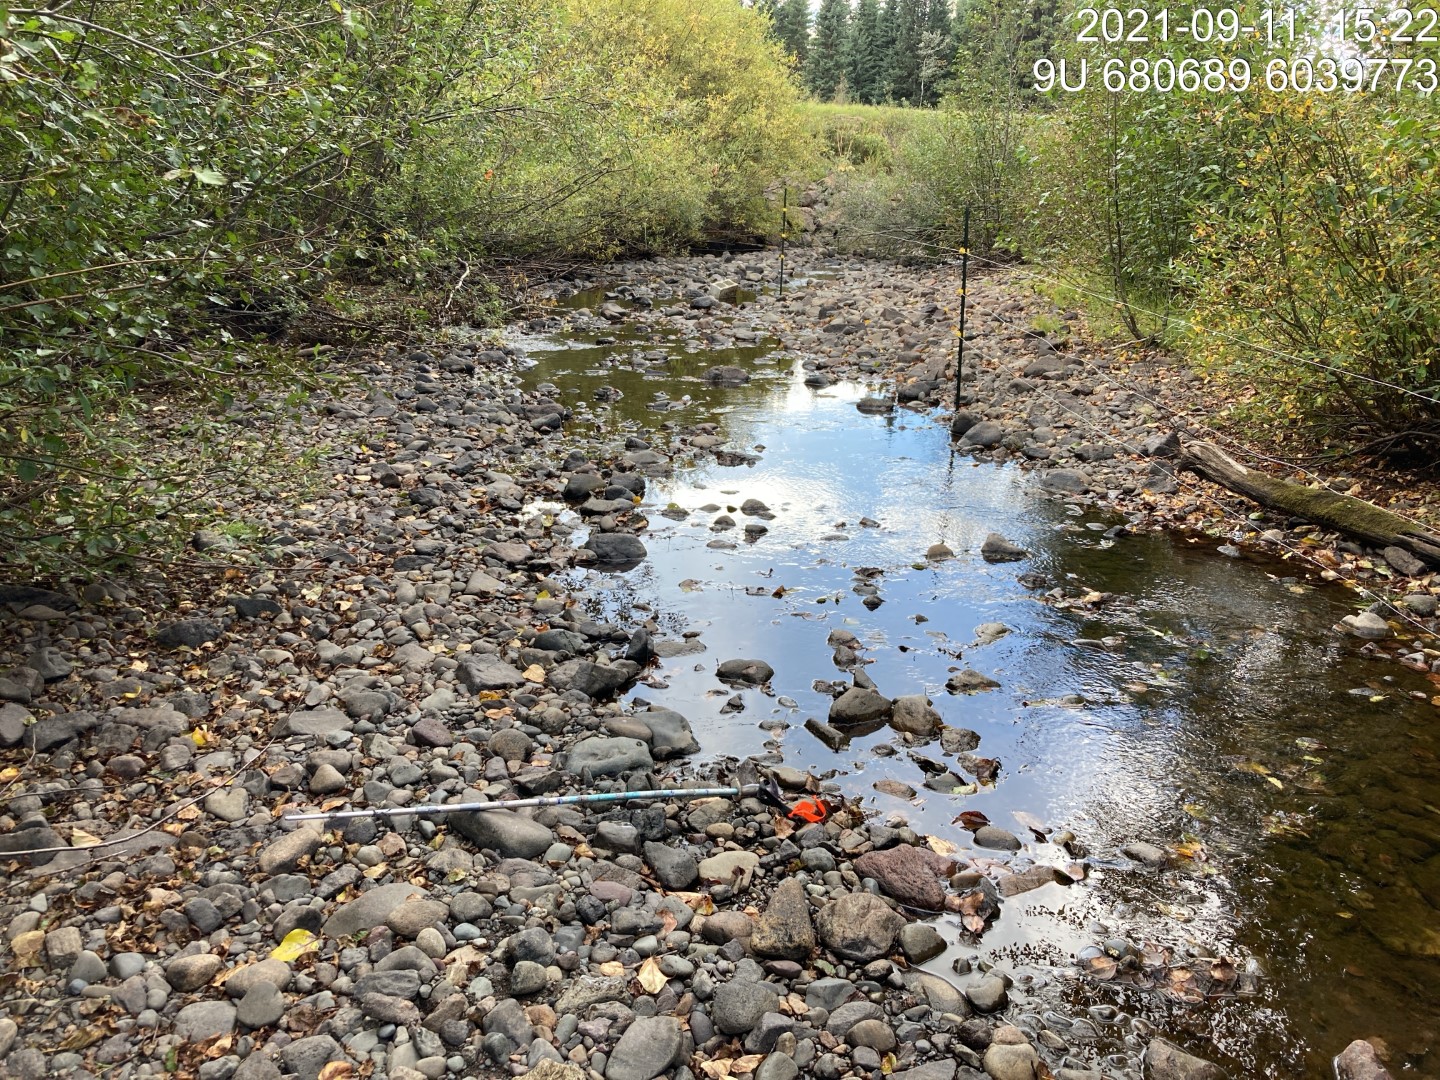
[10,930,44,967]
[731,1055,764,1075]
[925,835,958,856]
[637,956,666,994]
[270,929,319,962]
[1013,810,1048,838]
[597,961,625,977]
[318,1063,354,1080]
[1173,840,1207,861]
[1086,955,1117,981]
[952,810,990,831]
[51,1027,104,1052]
[70,828,102,848]
[213,961,252,987]
[522,664,545,683]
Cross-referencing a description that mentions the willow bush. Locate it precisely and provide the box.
[1,0,807,574]
[389,0,810,259]
[1183,96,1440,458]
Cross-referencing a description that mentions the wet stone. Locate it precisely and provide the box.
[966,974,1009,1013]
[972,826,1021,851]
[898,923,946,963]
[1142,1038,1226,1080]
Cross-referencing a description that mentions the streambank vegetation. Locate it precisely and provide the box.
[4,0,1439,577]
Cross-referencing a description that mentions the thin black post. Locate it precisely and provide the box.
[779,188,788,299]
[954,206,971,406]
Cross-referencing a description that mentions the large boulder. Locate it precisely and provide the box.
[628,707,699,759]
[716,658,774,686]
[567,736,653,778]
[1142,1038,1226,1080]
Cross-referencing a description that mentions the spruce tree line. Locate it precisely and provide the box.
[756,0,958,106]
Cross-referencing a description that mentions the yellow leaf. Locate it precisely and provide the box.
[11,929,44,966]
[731,1055,764,1075]
[70,827,102,848]
[0,767,19,784]
[522,664,546,684]
[212,961,251,987]
[270,929,319,961]
[52,1027,105,1052]
[1266,775,1284,790]
[637,955,666,994]
[925,836,958,857]
[597,960,624,976]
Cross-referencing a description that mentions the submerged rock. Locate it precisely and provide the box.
[1142,1037,1226,1080]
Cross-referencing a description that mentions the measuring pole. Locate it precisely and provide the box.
[283,785,758,823]
[953,206,971,406]
[779,188,788,299]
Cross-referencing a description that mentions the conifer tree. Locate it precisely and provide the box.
[773,0,812,66]
[888,0,926,103]
[846,0,888,104]
[806,0,852,100]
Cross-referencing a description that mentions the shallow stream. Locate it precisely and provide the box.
[511,300,1440,1078]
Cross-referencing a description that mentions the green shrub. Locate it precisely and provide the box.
[1183,96,1440,457]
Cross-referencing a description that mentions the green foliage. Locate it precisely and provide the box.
[393,0,809,259]
[1183,97,1440,455]
[0,0,507,572]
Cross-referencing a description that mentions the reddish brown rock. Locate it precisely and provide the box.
[854,844,955,912]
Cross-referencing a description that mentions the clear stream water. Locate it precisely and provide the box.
[511,304,1440,1078]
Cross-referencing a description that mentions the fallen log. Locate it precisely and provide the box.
[1178,439,1440,569]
